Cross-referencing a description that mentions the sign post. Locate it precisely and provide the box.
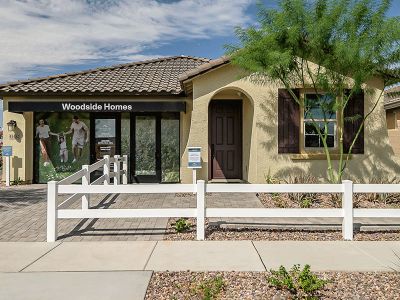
[2,146,13,187]
[188,147,202,193]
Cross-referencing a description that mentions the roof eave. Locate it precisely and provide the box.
[384,98,400,110]
[179,56,231,93]
[0,90,187,98]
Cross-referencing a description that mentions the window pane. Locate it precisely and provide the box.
[305,135,319,147]
[95,119,115,138]
[327,122,335,135]
[326,135,335,147]
[135,116,156,176]
[121,113,130,156]
[94,119,116,160]
[305,122,318,134]
[305,120,336,148]
[161,115,180,182]
[304,94,336,119]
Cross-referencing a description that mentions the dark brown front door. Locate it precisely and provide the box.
[209,100,242,179]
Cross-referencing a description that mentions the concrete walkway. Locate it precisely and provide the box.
[1,241,400,273]
[1,241,400,300]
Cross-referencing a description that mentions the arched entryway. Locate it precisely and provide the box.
[208,88,254,181]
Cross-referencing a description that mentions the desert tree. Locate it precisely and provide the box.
[227,0,400,183]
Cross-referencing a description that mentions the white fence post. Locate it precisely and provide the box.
[82,165,90,209]
[104,155,110,185]
[122,155,128,184]
[192,169,197,194]
[114,155,121,185]
[47,181,58,242]
[342,180,354,240]
[5,156,10,187]
[196,180,206,240]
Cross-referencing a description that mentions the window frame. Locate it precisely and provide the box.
[302,92,338,151]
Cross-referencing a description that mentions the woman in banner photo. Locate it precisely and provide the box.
[64,115,89,163]
[35,119,58,166]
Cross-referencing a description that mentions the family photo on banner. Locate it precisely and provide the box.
[35,113,90,183]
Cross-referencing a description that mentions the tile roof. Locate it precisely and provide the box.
[0,56,210,96]
[178,56,230,83]
[384,85,400,110]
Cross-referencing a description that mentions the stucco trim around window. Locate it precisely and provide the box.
[290,153,353,160]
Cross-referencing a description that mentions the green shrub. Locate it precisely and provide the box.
[192,276,225,300]
[267,264,327,299]
[300,198,313,208]
[265,173,281,184]
[173,218,191,233]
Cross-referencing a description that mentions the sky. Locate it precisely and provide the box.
[0,0,399,127]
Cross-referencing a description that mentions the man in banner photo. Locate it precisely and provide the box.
[36,119,58,166]
[64,115,89,163]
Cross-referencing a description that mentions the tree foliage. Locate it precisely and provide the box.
[227,0,400,182]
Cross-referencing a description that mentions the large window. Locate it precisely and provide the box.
[34,112,90,183]
[161,114,180,182]
[304,94,336,149]
[135,116,157,176]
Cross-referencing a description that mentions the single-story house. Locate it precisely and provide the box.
[1,55,399,184]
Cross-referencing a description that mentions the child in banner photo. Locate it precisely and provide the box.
[58,134,68,163]
[35,119,58,166]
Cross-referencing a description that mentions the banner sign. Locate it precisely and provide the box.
[8,101,186,113]
[2,146,12,156]
[188,147,202,168]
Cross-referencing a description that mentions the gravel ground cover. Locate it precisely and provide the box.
[167,191,400,241]
[257,192,400,209]
[145,271,400,300]
[163,218,400,241]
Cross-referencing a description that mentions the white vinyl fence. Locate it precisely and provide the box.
[47,155,400,242]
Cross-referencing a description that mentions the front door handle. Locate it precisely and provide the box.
[211,144,215,158]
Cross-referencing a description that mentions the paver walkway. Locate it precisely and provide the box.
[1,185,400,242]
[0,185,262,241]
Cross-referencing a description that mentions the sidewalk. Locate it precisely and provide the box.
[0,241,399,299]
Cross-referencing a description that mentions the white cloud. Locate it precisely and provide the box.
[0,0,252,82]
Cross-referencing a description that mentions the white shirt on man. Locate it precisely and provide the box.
[70,121,88,140]
[36,125,50,139]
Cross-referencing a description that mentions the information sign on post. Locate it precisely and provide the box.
[2,146,13,187]
[2,146,12,157]
[188,147,202,169]
[188,147,201,192]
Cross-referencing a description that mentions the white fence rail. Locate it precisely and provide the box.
[47,166,400,242]
[46,154,128,241]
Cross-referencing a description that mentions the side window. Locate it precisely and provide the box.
[303,94,336,149]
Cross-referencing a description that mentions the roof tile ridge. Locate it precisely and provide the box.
[0,55,211,89]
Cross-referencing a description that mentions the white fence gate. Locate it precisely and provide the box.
[47,155,400,242]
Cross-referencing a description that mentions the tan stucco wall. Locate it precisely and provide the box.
[2,101,34,183]
[182,64,400,183]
